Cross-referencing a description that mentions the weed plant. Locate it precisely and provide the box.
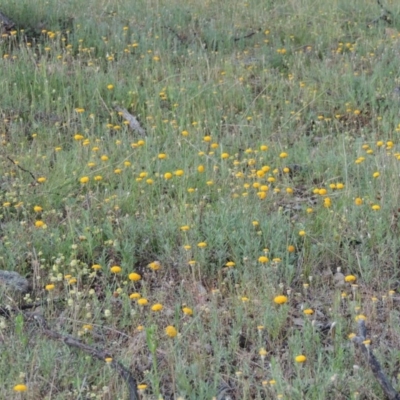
[1,0,400,398]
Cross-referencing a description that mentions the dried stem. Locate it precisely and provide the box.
[352,320,400,400]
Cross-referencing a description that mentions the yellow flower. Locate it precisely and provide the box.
[101,155,109,161]
[295,355,307,363]
[221,152,229,159]
[203,135,212,142]
[165,325,178,337]
[33,205,43,212]
[257,191,267,200]
[355,314,367,321]
[148,261,161,270]
[91,264,102,270]
[299,230,306,236]
[74,134,84,140]
[13,384,27,392]
[137,384,148,391]
[107,84,114,90]
[197,242,207,248]
[105,357,113,363]
[279,152,288,158]
[110,266,122,274]
[35,220,45,228]
[180,225,190,231]
[83,324,93,331]
[164,172,173,179]
[181,130,189,136]
[129,293,141,299]
[274,295,288,305]
[37,177,46,183]
[80,176,89,184]
[197,165,205,172]
[260,145,268,151]
[371,204,380,211]
[174,169,184,176]
[128,272,141,281]
[323,197,332,208]
[182,307,193,315]
[151,303,163,311]
[373,172,380,178]
[94,175,103,181]
[45,284,55,291]
[354,197,363,205]
[137,298,148,306]
[303,309,313,315]
[158,153,167,159]
[345,275,356,283]
[259,348,267,358]
[258,256,269,263]
[225,261,235,267]
[287,245,295,253]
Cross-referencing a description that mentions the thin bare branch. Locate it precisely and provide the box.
[6,156,36,181]
[115,106,146,136]
[352,320,400,400]
[29,313,139,400]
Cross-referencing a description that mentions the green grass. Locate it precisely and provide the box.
[1,0,400,398]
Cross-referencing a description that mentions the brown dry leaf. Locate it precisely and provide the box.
[333,271,345,287]
[321,267,333,283]
[292,317,305,327]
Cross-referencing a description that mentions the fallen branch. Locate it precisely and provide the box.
[352,320,400,400]
[114,106,146,136]
[370,0,393,25]
[233,29,261,42]
[6,156,36,181]
[27,312,139,400]
[0,11,15,33]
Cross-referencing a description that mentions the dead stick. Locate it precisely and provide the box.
[352,320,400,400]
[6,156,36,181]
[30,313,139,400]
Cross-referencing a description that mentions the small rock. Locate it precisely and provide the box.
[0,270,29,294]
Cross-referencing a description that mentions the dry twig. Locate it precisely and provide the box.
[352,320,400,400]
[24,312,139,400]
[114,106,146,136]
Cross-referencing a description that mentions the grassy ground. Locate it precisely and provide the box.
[1,0,400,398]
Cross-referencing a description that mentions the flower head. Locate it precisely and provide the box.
[151,303,163,311]
[182,307,193,315]
[129,272,141,281]
[137,298,148,306]
[345,275,356,283]
[148,261,161,270]
[13,384,27,392]
[274,295,288,305]
[295,355,307,363]
[110,266,122,274]
[165,325,178,337]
